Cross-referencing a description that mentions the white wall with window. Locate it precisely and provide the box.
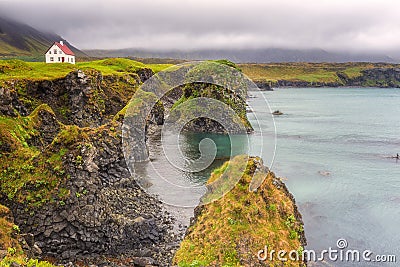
[45,42,75,64]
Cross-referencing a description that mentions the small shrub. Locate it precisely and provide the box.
[289,230,298,240]
[285,214,296,228]
[75,155,83,165]
[227,217,236,225]
[12,225,20,233]
[268,204,277,212]
[7,247,16,255]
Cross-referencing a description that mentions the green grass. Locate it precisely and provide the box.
[77,58,146,74]
[0,105,72,207]
[0,60,75,81]
[2,59,398,85]
[0,257,59,267]
[0,58,172,83]
[239,62,398,84]
[146,63,173,73]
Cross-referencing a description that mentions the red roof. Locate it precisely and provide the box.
[54,42,75,55]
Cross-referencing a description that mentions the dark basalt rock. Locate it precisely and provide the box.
[6,123,179,265]
[29,108,61,148]
[254,81,274,91]
[175,82,252,134]
[347,68,400,88]
[136,68,154,83]
[0,69,139,128]
[0,83,28,117]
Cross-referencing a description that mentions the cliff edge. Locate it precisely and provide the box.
[174,156,306,267]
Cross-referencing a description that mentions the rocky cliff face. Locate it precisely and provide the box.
[346,67,400,87]
[169,61,253,134]
[177,82,252,133]
[0,69,176,266]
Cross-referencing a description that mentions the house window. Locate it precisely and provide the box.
[71,58,74,62]
[58,57,61,61]
[49,51,51,54]
[50,57,54,61]
[54,49,57,54]
[59,50,62,54]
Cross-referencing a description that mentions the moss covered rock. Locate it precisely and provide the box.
[174,156,306,267]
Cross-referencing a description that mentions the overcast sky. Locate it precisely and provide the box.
[0,0,399,54]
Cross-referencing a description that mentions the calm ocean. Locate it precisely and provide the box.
[247,88,400,266]
[141,87,400,265]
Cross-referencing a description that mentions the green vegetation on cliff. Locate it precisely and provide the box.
[170,60,253,133]
[0,104,71,207]
[174,156,306,267]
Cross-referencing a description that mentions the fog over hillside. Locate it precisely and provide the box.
[1,0,399,62]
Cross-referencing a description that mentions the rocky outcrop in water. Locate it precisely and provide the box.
[174,156,307,266]
[173,82,253,134]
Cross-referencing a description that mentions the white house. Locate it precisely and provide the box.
[45,41,75,64]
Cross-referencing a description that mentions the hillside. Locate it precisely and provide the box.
[85,47,397,63]
[0,16,86,60]
[240,62,400,88]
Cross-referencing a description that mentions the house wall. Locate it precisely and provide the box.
[45,44,75,64]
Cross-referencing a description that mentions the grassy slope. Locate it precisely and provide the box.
[238,62,399,83]
[174,157,305,267]
[3,59,399,85]
[0,41,31,57]
[0,58,172,83]
[0,104,75,208]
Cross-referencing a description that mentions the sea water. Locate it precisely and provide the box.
[142,87,400,265]
[247,88,400,266]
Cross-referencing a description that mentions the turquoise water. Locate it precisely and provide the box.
[247,88,400,265]
[142,87,399,265]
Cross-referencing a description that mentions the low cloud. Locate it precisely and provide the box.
[1,0,399,55]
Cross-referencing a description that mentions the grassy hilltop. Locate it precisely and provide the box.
[0,58,172,82]
[2,59,400,87]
